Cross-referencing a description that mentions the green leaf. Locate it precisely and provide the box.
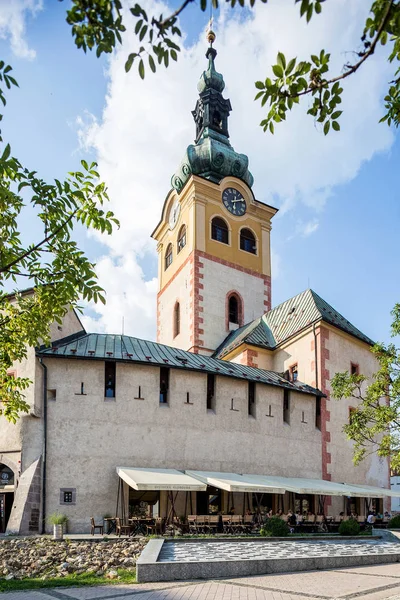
[255,81,265,90]
[1,143,11,161]
[323,121,330,135]
[286,58,296,75]
[331,110,342,119]
[138,59,145,79]
[272,64,284,78]
[332,121,340,131]
[125,53,135,73]
[148,55,156,73]
[277,52,286,70]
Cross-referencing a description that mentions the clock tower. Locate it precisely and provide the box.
[152,36,277,355]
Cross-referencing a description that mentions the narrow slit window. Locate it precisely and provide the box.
[290,364,298,382]
[229,295,239,324]
[207,373,215,410]
[283,389,290,424]
[160,367,169,404]
[105,362,116,398]
[248,381,256,417]
[173,302,180,338]
[350,362,359,375]
[316,397,321,430]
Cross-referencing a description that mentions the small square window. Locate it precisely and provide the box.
[60,488,76,505]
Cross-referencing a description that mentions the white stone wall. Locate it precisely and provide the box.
[157,259,192,351]
[201,256,267,353]
[43,357,321,532]
[391,476,400,513]
[324,329,388,489]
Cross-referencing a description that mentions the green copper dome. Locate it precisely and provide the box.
[171,46,253,193]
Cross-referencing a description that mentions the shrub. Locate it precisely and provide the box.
[260,516,289,537]
[48,512,68,525]
[338,519,360,536]
[388,515,400,529]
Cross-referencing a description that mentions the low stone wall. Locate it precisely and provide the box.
[0,537,147,581]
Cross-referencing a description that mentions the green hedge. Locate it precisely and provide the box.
[260,516,289,537]
[338,519,360,536]
[388,515,400,529]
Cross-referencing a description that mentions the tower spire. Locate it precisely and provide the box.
[170,34,254,193]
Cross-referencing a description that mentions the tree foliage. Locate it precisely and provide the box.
[64,0,400,133]
[0,63,119,423]
[331,305,400,472]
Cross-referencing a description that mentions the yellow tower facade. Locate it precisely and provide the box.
[151,43,277,354]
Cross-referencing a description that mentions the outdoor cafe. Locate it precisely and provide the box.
[95,467,400,536]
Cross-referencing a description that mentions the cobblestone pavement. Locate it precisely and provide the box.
[3,564,400,600]
[158,540,400,563]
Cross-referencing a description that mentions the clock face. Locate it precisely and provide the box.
[222,188,246,216]
[169,199,181,230]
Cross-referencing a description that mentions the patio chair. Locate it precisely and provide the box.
[208,515,219,534]
[90,517,104,535]
[187,515,197,534]
[155,517,165,535]
[196,515,208,534]
[222,515,232,533]
[115,517,131,537]
[243,515,254,532]
[230,515,244,534]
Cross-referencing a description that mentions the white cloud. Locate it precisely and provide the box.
[77,0,395,340]
[0,0,42,60]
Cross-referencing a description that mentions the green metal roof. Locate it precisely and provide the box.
[214,289,374,360]
[37,332,323,397]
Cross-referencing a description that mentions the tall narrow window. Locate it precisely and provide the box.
[105,362,116,398]
[160,367,169,404]
[229,296,239,324]
[290,364,298,382]
[177,225,186,253]
[316,397,321,430]
[350,362,359,375]
[211,217,229,244]
[240,228,257,254]
[173,302,180,338]
[207,374,215,411]
[248,381,256,417]
[165,244,173,270]
[283,389,290,424]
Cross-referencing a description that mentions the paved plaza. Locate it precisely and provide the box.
[158,539,400,563]
[3,564,400,600]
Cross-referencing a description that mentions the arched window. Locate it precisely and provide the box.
[240,228,257,254]
[226,292,243,329]
[177,225,186,253]
[173,302,180,338]
[165,244,173,270]
[229,295,239,324]
[211,217,229,245]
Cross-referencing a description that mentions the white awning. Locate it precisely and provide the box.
[243,474,352,496]
[116,467,207,491]
[344,482,399,498]
[186,471,285,494]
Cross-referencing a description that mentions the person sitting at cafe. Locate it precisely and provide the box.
[296,511,303,525]
[228,506,235,515]
[367,511,376,524]
[384,511,392,520]
[307,511,315,522]
[287,510,296,532]
[276,509,283,518]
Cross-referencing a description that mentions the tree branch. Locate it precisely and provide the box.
[287,0,394,99]
[153,0,195,31]
[0,208,78,275]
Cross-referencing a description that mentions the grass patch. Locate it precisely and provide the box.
[0,568,136,593]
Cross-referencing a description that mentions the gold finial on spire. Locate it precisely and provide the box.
[206,18,215,45]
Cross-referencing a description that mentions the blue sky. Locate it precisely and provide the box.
[1,0,399,346]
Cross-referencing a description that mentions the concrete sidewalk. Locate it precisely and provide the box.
[3,563,400,600]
